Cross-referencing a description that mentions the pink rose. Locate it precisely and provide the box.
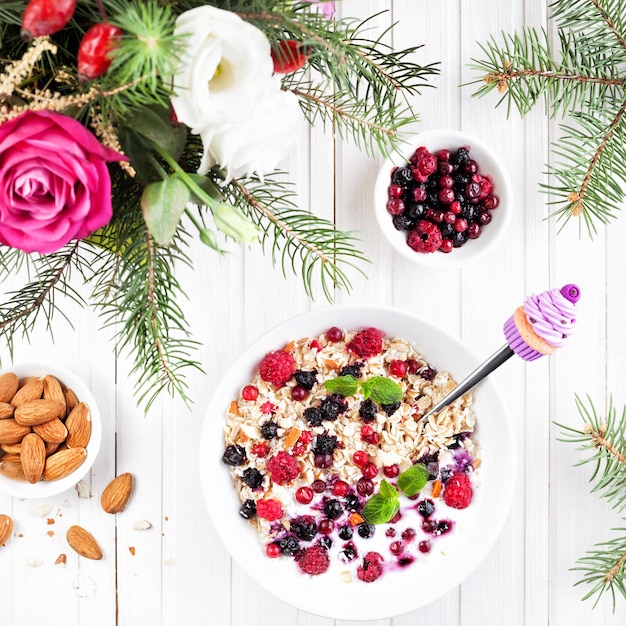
[0,110,126,254]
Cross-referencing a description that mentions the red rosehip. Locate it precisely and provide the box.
[21,0,76,41]
[77,22,122,81]
[271,39,308,74]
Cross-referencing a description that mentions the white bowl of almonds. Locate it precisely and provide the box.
[0,363,102,498]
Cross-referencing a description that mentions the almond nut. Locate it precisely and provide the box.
[0,373,18,403]
[65,402,91,448]
[21,433,46,483]
[66,525,102,560]
[0,459,26,481]
[42,375,66,412]
[0,514,14,546]
[10,378,43,407]
[33,418,68,444]
[63,388,79,414]
[14,399,65,426]
[0,402,14,419]
[43,447,86,481]
[0,419,31,445]
[101,472,133,514]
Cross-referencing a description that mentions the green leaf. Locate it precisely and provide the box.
[360,376,403,404]
[198,227,227,254]
[397,463,430,497]
[186,174,223,205]
[122,104,187,161]
[141,177,190,245]
[212,203,259,243]
[378,479,398,500]
[362,493,400,525]
[323,375,359,397]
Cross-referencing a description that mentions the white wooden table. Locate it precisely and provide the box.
[2,1,625,624]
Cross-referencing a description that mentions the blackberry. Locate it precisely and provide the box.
[222,444,247,466]
[320,395,347,420]
[303,406,324,427]
[448,432,467,449]
[324,498,343,520]
[451,230,469,248]
[391,166,413,188]
[359,399,377,422]
[417,499,435,518]
[260,421,279,440]
[242,467,263,489]
[440,223,455,240]
[313,434,337,456]
[318,536,333,550]
[405,202,425,220]
[392,214,414,231]
[278,535,300,556]
[453,172,471,188]
[381,401,401,416]
[338,525,353,540]
[294,369,318,391]
[427,190,438,205]
[357,522,375,538]
[344,493,362,511]
[451,147,471,167]
[340,542,358,562]
[239,499,256,519]
[291,517,318,541]
[461,204,478,223]
[440,467,453,483]
[339,362,364,379]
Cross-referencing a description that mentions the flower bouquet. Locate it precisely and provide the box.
[0,0,437,409]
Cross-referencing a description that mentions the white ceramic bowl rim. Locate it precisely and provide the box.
[0,362,102,498]
[199,304,516,620]
[374,129,514,268]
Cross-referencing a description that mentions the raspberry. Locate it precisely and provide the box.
[259,350,295,386]
[256,498,283,521]
[266,451,300,485]
[295,545,330,576]
[357,551,384,582]
[347,327,384,358]
[443,472,473,509]
[407,221,443,253]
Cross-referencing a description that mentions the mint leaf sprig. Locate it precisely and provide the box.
[362,464,430,524]
[324,374,403,404]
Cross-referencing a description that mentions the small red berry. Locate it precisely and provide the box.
[295,486,314,504]
[483,194,499,210]
[418,540,431,553]
[256,498,283,521]
[412,186,427,202]
[318,519,334,535]
[440,239,454,253]
[291,385,308,401]
[361,424,373,439]
[386,198,405,215]
[311,479,326,493]
[454,218,468,232]
[326,327,343,342]
[291,442,306,455]
[261,401,276,414]
[383,464,400,478]
[362,462,378,479]
[265,543,281,558]
[450,200,462,214]
[468,223,481,239]
[407,359,420,374]
[387,184,404,198]
[353,450,369,468]
[77,22,122,81]
[271,40,309,74]
[309,339,322,351]
[389,541,404,556]
[438,149,451,161]
[332,480,350,497]
[438,188,455,204]
[356,477,374,496]
[389,360,408,378]
[251,442,269,457]
[439,175,454,188]
[298,430,313,444]
[21,0,76,41]
[241,385,258,401]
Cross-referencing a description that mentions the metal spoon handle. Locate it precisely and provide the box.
[420,344,514,422]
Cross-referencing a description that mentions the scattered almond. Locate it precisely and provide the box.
[431,479,442,498]
[284,426,301,449]
[75,479,91,499]
[65,403,91,448]
[132,519,152,530]
[66,525,102,560]
[14,399,65,426]
[128,546,136,556]
[33,418,68,444]
[10,379,43,407]
[21,433,46,484]
[0,373,18,403]
[0,514,14,546]
[55,553,67,566]
[32,503,53,518]
[101,473,133,514]
[43,447,87,481]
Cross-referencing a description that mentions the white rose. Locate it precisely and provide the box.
[170,5,299,179]
[170,5,274,134]
[198,82,299,179]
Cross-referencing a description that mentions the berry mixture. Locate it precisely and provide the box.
[385,145,499,254]
[223,327,479,583]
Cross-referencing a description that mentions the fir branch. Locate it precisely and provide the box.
[223,174,368,301]
[0,243,84,356]
[557,396,626,512]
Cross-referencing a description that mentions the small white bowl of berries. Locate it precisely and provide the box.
[374,129,513,267]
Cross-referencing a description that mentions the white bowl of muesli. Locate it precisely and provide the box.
[200,305,515,620]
